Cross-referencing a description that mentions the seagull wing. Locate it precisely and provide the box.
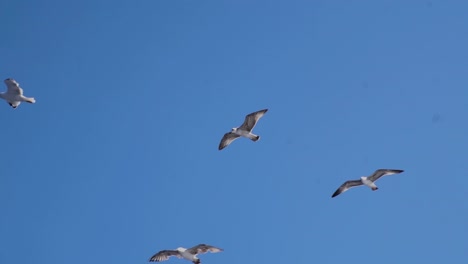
[368,169,404,182]
[238,109,268,132]
[187,244,223,255]
[149,250,182,262]
[4,79,23,95]
[218,132,240,150]
[331,180,363,198]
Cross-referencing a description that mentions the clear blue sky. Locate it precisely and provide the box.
[1,0,468,263]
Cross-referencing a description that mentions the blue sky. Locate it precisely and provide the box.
[1,0,468,263]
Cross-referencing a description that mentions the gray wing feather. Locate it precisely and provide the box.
[331,180,363,198]
[218,132,240,150]
[187,244,223,255]
[368,169,404,182]
[149,250,182,262]
[238,109,268,131]
[4,79,23,95]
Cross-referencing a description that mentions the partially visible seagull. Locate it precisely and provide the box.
[149,244,223,264]
[331,169,404,198]
[218,108,268,150]
[1,78,36,109]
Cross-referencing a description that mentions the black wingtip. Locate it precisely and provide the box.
[386,169,404,173]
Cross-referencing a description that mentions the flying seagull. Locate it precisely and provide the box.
[331,169,404,198]
[149,244,223,264]
[1,78,36,109]
[218,108,268,150]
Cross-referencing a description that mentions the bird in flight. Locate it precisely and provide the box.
[1,78,36,109]
[218,108,268,150]
[331,169,404,198]
[149,244,223,264]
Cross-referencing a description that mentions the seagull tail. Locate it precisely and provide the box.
[252,135,260,142]
[23,97,35,104]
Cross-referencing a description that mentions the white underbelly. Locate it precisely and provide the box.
[235,129,251,137]
[362,179,376,188]
[181,252,195,260]
[4,94,21,102]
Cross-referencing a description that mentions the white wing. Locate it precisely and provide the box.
[4,78,23,95]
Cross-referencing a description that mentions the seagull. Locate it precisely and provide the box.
[1,78,36,109]
[149,244,223,264]
[331,169,404,198]
[218,108,268,150]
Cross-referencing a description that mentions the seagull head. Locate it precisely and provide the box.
[176,247,186,252]
[231,127,237,132]
[4,78,17,85]
[360,176,367,181]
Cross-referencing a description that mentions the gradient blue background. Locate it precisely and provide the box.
[1,0,467,263]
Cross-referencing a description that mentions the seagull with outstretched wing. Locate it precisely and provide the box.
[149,244,223,264]
[0,78,36,109]
[218,109,268,150]
[331,169,404,198]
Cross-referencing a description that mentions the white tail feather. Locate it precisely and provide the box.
[24,97,35,103]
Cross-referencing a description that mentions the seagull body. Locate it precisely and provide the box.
[218,108,268,150]
[149,244,223,264]
[1,78,36,109]
[331,169,404,198]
